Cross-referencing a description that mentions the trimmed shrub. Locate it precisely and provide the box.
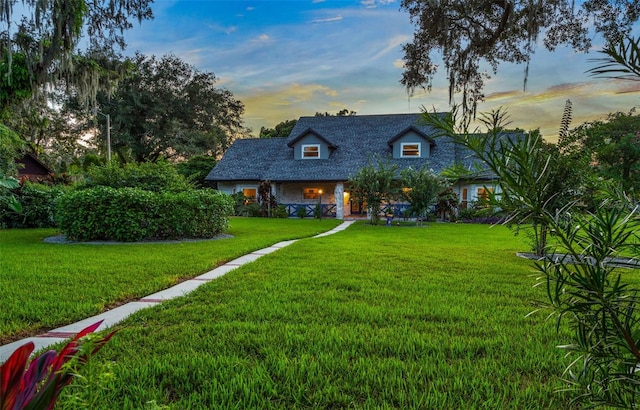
[1,182,67,228]
[56,187,233,242]
[272,204,288,218]
[81,161,192,193]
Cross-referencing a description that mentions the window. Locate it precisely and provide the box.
[401,143,421,157]
[302,144,320,158]
[461,188,468,209]
[303,188,321,200]
[243,188,257,203]
[477,187,493,207]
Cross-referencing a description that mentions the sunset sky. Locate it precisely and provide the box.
[123,0,640,140]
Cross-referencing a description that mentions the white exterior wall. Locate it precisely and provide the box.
[217,181,259,196]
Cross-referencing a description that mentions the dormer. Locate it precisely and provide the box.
[287,128,337,160]
[387,126,435,159]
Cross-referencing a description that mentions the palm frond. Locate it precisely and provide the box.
[587,36,640,81]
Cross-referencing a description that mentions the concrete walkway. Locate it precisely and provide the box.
[0,220,356,362]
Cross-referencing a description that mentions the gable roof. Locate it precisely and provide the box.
[206,113,487,183]
[387,125,435,146]
[286,128,338,149]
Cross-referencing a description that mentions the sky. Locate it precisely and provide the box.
[122,0,640,140]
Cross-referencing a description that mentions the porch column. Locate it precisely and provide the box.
[334,182,344,220]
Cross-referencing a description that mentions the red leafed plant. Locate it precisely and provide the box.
[0,321,116,410]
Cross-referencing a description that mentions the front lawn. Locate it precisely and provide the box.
[53,222,609,408]
[0,218,341,343]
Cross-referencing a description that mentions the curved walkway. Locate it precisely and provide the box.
[0,220,356,362]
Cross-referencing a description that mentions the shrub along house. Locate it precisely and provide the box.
[205,113,497,219]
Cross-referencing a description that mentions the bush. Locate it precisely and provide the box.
[1,182,67,228]
[272,204,288,218]
[81,161,192,193]
[296,205,307,218]
[56,187,233,242]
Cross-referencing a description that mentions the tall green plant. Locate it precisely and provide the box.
[422,108,577,255]
[401,165,441,225]
[535,190,640,408]
[349,155,400,225]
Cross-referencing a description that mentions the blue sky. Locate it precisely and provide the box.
[123,0,640,139]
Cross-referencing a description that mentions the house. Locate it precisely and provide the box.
[205,113,497,219]
[16,152,54,182]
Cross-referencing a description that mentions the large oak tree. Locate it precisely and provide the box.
[400,0,640,122]
[1,0,153,115]
[96,53,248,163]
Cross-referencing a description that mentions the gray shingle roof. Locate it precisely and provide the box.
[205,113,486,183]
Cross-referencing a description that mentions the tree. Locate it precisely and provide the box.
[400,0,640,122]
[315,109,357,117]
[401,165,441,225]
[422,107,582,255]
[0,0,153,115]
[0,124,24,177]
[176,156,218,188]
[560,110,640,196]
[259,119,297,138]
[94,53,248,163]
[349,156,399,225]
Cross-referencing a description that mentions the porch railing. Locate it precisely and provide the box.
[283,204,337,218]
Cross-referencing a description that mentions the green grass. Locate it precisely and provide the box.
[0,218,340,343]
[56,222,595,409]
[9,221,638,408]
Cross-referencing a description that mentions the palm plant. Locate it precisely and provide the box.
[587,36,640,81]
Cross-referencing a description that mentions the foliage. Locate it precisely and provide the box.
[80,161,193,193]
[56,187,234,242]
[0,0,152,115]
[258,180,278,217]
[259,119,297,138]
[1,182,67,228]
[313,203,322,220]
[314,108,357,117]
[296,205,307,219]
[559,109,640,196]
[3,90,94,174]
[400,0,639,122]
[94,53,248,163]
[0,52,32,117]
[0,174,21,218]
[349,155,400,225]
[272,204,288,218]
[400,165,441,225]
[0,124,24,176]
[533,190,640,408]
[436,186,459,222]
[175,155,217,188]
[588,35,640,81]
[422,107,581,255]
[0,320,115,410]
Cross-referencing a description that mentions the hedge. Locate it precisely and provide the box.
[56,187,234,242]
[1,182,67,228]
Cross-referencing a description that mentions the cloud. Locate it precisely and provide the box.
[393,59,405,69]
[206,23,237,35]
[360,0,396,8]
[256,34,271,42]
[312,15,343,24]
[246,6,254,11]
[370,34,410,61]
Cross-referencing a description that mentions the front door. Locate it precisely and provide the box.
[350,200,365,214]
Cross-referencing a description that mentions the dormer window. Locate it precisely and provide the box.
[302,144,320,159]
[401,143,421,157]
